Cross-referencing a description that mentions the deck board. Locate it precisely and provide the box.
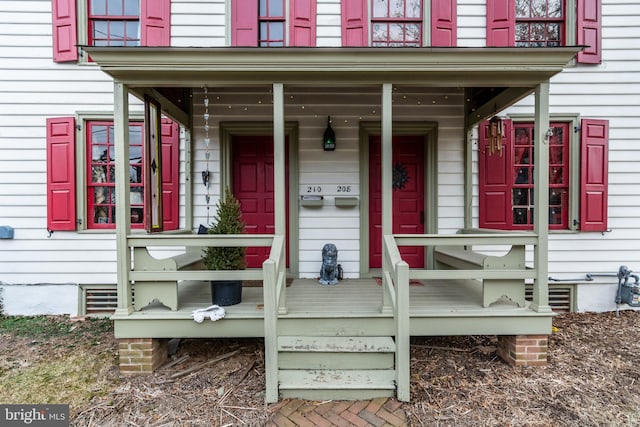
[133,277,535,318]
[115,278,553,338]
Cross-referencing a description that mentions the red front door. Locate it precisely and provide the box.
[232,135,288,268]
[369,135,425,268]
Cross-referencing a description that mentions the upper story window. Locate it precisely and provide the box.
[486,0,601,63]
[231,0,316,47]
[341,0,456,47]
[515,0,564,47]
[51,0,170,62]
[88,0,140,47]
[259,0,285,46]
[371,0,423,47]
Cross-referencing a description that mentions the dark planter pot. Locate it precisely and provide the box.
[210,280,242,306]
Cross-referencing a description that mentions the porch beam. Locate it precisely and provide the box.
[114,82,133,315]
[133,88,190,127]
[466,87,534,127]
[273,83,286,237]
[532,81,551,312]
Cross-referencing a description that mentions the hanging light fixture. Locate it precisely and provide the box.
[323,116,336,151]
[488,115,504,156]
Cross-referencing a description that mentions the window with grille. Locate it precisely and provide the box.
[88,0,140,46]
[515,0,565,47]
[259,0,285,46]
[86,121,144,229]
[512,122,569,229]
[371,0,423,46]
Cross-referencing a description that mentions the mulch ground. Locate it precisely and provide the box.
[2,310,640,426]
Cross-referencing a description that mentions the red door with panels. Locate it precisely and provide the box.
[232,135,288,268]
[369,136,425,268]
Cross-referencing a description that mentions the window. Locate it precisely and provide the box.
[231,0,316,47]
[478,118,609,231]
[515,0,564,47]
[87,121,144,228]
[512,122,569,228]
[486,0,601,63]
[88,0,140,47]
[51,0,170,62]
[259,0,285,46]
[372,0,423,46]
[341,0,456,47]
[46,116,180,232]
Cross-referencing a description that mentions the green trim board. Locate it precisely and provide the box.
[83,47,582,89]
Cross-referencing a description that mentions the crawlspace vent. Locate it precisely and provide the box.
[525,284,574,313]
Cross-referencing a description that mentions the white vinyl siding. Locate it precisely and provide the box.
[0,0,639,287]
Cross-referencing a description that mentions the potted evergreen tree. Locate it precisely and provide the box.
[202,188,246,306]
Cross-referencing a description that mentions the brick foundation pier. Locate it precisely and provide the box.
[497,335,548,367]
[118,338,168,374]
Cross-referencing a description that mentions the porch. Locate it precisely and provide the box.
[84,46,581,402]
[114,231,551,401]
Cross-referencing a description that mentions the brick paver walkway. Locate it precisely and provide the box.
[267,398,409,426]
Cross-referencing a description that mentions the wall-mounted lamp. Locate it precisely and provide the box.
[323,116,336,151]
[488,115,504,156]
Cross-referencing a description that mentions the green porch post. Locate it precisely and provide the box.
[381,83,393,312]
[114,82,133,315]
[381,83,393,238]
[532,81,551,312]
[273,83,286,237]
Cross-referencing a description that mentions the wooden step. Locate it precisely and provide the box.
[279,369,396,399]
[278,351,394,370]
[278,336,395,353]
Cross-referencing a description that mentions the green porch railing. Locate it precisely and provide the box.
[126,233,286,403]
[382,235,410,402]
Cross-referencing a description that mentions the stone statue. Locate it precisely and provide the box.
[319,243,341,285]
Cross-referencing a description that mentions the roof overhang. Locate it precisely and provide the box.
[84,46,581,87]
[83,46,581,126]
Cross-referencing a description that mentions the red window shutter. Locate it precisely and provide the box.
[46,117,76,231]
[577,0,602,64]
[431,0,457,46]
[290,0,317,46]
[232,0,259,46]
[341,0,368,46]
[486,0,514,47]
[140,0,171,46]
[51,0,78,62]
[580,119,608,231]
[161,119,179,230]
[479,119,513,229]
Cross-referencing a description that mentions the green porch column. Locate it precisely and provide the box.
[532,81,551,312]
[381,83,393,237]
[273,83,286,237]
[114,82,133,315]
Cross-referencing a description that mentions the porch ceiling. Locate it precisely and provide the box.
[84,46,581,125]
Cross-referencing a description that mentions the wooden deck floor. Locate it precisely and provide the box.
[114,278,552,338]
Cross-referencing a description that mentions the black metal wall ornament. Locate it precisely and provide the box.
[393,162,410,190]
